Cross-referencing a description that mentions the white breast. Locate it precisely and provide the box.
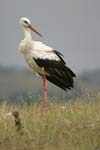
[24,52,44,74]
[19,40,44,74]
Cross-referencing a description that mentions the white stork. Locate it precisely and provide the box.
[19,17,76,110]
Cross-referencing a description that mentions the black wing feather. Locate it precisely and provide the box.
[53,50,65,64]
[33,50,76,91]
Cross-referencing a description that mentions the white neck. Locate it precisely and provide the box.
[23,27,32,41]
[19,27,33,54]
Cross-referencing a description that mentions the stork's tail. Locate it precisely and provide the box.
[46,66,76,91]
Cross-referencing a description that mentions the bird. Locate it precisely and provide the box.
[19,17,76,111]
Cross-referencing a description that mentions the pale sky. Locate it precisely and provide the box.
[0,0,100,73]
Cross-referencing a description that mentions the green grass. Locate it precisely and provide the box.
[0,94,100,150]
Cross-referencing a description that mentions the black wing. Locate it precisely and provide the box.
[33,50,76,91]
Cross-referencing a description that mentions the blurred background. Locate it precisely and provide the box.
[0,0,100,102]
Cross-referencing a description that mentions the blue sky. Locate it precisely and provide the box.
[0,0,100,73]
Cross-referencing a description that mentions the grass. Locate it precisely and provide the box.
[0,94,100,150]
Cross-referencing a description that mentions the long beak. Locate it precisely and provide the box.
[28,24,43,37]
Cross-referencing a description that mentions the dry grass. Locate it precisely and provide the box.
[0,94,100,150]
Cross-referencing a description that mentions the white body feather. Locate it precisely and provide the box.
[19,39,60,74]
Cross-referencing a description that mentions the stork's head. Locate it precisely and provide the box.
[19,17,43,37]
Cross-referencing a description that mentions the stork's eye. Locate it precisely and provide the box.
[24,21,28,24]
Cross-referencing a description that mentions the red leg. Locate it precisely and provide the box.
[42,73,47,111]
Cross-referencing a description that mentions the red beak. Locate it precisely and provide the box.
[28,24,43,37]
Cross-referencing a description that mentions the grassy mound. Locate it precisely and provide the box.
[0,95,100,150]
